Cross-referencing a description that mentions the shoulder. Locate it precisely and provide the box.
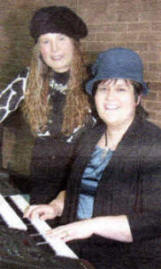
[136,119,161,164]
[77,122,105,146]
[138,119,161,141]
[1,67,29,95]
[70,123,105,168]
[17,67,29,78]
[9,67,29,84]
[13,67,29,92]
[66,115,99,144]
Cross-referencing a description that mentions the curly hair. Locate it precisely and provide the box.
[22,40,91,136]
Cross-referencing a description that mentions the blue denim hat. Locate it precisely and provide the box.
[86,47,149,95]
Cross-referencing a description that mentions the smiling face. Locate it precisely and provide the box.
[39,33,74,73]
[94,79,140,128]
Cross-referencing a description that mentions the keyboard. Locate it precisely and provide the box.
[0,194,78,259]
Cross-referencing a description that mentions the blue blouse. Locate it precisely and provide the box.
[77,145,113,219]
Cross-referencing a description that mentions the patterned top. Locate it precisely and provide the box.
[0,69,28,124]
[0,68,94,142]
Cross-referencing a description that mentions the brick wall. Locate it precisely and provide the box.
[78,0,161,127]
[0,0,161,176]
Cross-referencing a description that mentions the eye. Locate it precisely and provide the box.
[59,34,66,41]
[117,88,126,92]
[41,39,49,44]
[97,86,107,92]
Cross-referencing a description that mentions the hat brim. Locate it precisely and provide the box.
[85,76,149,96]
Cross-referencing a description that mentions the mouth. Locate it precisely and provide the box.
[51,55,63,61]
[104,104,119,110]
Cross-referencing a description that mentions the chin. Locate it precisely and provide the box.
[104,118,119,126]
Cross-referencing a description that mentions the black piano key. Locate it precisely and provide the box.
[0,200,90,268]
[4,196,57,254]
[6,196,26,218]
[0,216,7,226]
[5,196,35,229]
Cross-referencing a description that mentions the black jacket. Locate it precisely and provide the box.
[61,117,161,268]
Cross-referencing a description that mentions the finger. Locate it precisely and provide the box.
[40,213,53,221]
[23,205,38,218]
[31,209,45,220]
[23,205,30,216]
[39,214,48,221]
[45,226,65,236]
[46,228,71,241]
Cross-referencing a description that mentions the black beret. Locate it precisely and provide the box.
[30,6,88,42]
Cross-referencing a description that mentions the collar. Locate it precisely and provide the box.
[49,71,69,94]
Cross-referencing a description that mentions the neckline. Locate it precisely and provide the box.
[96,145,114,153]
[52,71,70,85]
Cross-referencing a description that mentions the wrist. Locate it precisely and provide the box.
[49,200,63,217]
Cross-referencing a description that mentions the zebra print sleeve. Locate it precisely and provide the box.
[0,68,29,123]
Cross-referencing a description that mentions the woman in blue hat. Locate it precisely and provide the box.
[0,6,94,204]
[25,48,161,268]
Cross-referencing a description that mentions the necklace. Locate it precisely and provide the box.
[100,131,109,159]
[104,131,109,151]
[105,131,118,152]
[49,79,68,94]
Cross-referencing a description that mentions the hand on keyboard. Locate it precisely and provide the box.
[46,219,95,243]
[24,190,66,221]
[24,204,59,221]
[8,194,78,259]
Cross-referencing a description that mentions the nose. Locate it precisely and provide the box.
[105,88,115,100]
[51,40,58,52]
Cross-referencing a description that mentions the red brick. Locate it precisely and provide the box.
[95,32,118,42]
[140,11,161,21]
[148,42,161,51]
[116,0,150,12]
[149,64,161,72]
[115,32,140,41]
[148,82,161,92]
[122,43,148,52]
[152,23,161,31]
[128,23,150,32]
[79,6,118,24]
[143,91,158,101]
[144,101,161,111]
[117,10,140,22]
[78,0,117,10]
[88,23,128,33]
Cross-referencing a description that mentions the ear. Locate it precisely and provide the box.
[136,95,142,106]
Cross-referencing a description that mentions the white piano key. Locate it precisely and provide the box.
[10,194,78,259]
[0,194,27,230]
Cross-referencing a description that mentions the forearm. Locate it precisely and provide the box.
[0,75,26,123]
[49,190,66,216]
[46,214,133,243]
[92,215,133,243]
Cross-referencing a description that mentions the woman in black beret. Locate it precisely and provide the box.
[0,6,94,204]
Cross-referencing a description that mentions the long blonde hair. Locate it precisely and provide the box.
[22,40,91,136]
